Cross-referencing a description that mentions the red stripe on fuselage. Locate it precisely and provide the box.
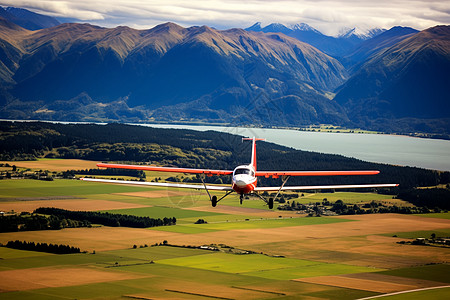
[232,182,255,194]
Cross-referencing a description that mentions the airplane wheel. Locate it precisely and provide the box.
[240,195,243,205]
[268,198,274,209]
[211,195,217,207]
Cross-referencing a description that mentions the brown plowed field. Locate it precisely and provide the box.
[0,266,149,292]
[0,199,150,213]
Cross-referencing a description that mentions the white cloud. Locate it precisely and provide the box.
[1,0,449,34]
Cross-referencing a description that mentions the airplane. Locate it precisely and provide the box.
[81,137,398,209]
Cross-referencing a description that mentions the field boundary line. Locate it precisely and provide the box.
[165,289,234,299]
[357,285,450,299]
[231,286,286,295]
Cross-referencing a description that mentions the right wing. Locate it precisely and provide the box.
[97,163,233,176]
[254,183,399,192]
[80,177,233,191]
[255,170,380,178]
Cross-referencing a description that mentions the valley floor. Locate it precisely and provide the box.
[1,178,449,299]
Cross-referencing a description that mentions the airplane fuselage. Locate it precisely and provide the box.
[231,165,257,194]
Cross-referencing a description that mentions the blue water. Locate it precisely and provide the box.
[142,124,450,171]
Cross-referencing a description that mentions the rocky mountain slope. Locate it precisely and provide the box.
[0,19,349,125]
[334,26,450,132]
[0,6,60,30]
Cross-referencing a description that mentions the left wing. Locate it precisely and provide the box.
[254,183,399,192]
[80,178,233,191]
[97,163,233,176]
[255,170,380,178]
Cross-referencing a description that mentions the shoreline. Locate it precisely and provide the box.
[2,119,447,142]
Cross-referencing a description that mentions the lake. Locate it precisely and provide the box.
[141,124,450,171]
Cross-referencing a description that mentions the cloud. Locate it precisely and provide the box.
[1,0,449,35]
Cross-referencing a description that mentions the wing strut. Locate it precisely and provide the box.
[200,175,234,207]
[271,175,291,203]
[200,175,213,201]
[254,175,291,209]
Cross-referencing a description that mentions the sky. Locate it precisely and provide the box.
[1,0,449,35]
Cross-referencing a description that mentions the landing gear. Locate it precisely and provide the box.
[268,198,274,209]
[254,193,275,209]
[240,194,243,205]
[201,176,232,207]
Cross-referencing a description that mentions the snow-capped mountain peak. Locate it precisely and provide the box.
[338,27,386,40]
[290,23,322,35]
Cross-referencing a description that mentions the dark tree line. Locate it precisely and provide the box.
[397,189,450,210]
[0,213,90,233]
[329,200,433,215]
[34,207,176,228]
[5,240,81,254]
[66,168,145,178]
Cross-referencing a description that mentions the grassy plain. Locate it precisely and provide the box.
[296,191,399,205]
[378,287,450,300]
[416,212,450,219]
[382,229,450,239]
[1,159,450,299]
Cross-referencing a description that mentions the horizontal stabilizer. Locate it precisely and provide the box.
[254,183,399,192]
[80,177,233,191]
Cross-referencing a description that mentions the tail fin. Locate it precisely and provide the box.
[242,137,265,170]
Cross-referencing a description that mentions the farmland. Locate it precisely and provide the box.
[0,159,450,299]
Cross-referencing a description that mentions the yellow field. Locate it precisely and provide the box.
[1,159,100,171]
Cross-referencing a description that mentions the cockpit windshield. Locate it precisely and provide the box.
[234,168,254,176]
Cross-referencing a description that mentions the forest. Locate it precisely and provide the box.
[0,213,90,232]
[5,240,81,254]
[34,207,177,228]
[1,121,448,190]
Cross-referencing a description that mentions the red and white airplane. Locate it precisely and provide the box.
[81,137,398,209]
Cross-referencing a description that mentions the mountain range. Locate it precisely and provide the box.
[0,17,349,126]
[0,7,449,135]
[334,25,450,128]
[0,6,60,30]
[246,22,386,59]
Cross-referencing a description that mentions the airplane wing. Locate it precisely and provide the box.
[254,183,399,192]
[80,177,233,191]
[255,170,380,178]
[97,163,233,176]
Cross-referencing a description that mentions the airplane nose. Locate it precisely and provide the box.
[235,180,247,187]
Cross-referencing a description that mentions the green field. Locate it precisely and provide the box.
[158,252,382,280]
[151,215,352,233]
[0,179,153,199]
[103,206,223,219]
[416,212,450,220]
[380,287,450,300]
[383,229,450,239]
[295,192,396,205]
[378,264,450,283]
